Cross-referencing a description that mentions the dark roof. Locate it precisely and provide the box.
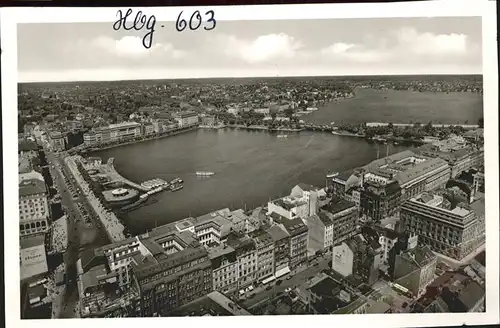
[19,140,38,152]
[317,212,333,226]
[280,218,308,236]
[133,246,208,281]
[79,248,106,273]
[169,293,232,316]
[19,179,46,197]
[20,235,45,249]
[474,251,485,266]
[458,281,484,310]
[321,199,356,215]
[296,183,319,192]
[208,245,237,269]
[28,284,46,299]
[249,229,274,247]
[265,224,290,241]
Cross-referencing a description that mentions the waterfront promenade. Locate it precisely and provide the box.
[104,158,148,192]
[65,156,126,242]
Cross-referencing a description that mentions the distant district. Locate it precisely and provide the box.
[18,75,486,318]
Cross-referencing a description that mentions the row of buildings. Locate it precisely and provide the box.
[18,141,53,315]
[45,111,200,150]
[327,140,485,261]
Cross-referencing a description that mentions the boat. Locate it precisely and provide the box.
[170,178,183,184]
[326,172,339,178]
[277,134,288,138]
[170,184,184,192]
[196,171,215,177]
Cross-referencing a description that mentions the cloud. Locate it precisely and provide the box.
[218,33,303,63]
[320,43,389,63]
[92,36,186,59]
[395,28,468,56]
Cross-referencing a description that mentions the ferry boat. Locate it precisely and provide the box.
[326,172,339,178]
[277,134,288,139]
[196,171,215,177]
[170,178,184,184]
[170,184,184,192]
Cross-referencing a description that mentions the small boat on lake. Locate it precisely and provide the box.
[277,134,288,139]
[196,171,215,177]
[170,184,184,192]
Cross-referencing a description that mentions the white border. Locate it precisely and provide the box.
[1,1,498,328]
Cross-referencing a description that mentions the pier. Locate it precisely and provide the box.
[104,158,149,192]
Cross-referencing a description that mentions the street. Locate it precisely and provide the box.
[242,254,332,309]
[46,150,109,318]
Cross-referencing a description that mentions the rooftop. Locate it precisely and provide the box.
[19,179,47,197]
[295,183,319,192]
[170,291,250,316]
[321,199,356,215]
[279,217,308,236]
[265,224,290,241]
[401,245,436,268]
[20,235,45,249]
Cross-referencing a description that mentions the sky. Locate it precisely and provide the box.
[17,17,482,82]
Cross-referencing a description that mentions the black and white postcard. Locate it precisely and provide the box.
[1,1,499,328]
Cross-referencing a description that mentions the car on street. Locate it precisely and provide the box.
[276,280,282,286]
[265,286,272,291]
[284,287,292,293]
[286,276,292,280]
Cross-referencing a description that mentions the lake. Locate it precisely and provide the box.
[303,88,483,125]
[93,128,409,234]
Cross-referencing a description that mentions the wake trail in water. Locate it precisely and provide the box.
[304,136,315,148]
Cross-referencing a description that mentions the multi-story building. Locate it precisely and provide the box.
[267,195,310,221]
[83,122,142,145]
[174,111,199,127]
[49,131,66,151]
[78,225,210,317]
[226,209,251,234]
[361,226,400,264]
[290,183,328,216]
[417,145,483,179]
[401,193,485,260]
[191,210,233,248]
[394,246,437,297]
[208,244,238,295]
[278,218,308,269]
[320,199,358,246]
[141,122,155,136]
[265,224,291,277]
[200,115,216,127]
[356,150,451,221]
[327,170,361,200]
[227,233,258,290]
[20,235,48,281]
[306,212,334,255]
[19,179,50,237]
[249,229,275,282]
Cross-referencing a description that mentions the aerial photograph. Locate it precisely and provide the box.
[16,16,486,318]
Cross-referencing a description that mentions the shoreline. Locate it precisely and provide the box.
[78,125,199,154]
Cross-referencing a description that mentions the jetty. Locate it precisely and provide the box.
[104,158,149,192]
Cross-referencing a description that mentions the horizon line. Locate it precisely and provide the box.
[17,72,483,84]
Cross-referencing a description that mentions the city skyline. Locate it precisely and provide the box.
[18,17,482,82]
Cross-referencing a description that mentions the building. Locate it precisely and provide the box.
[19,179,50,237]
[356,150,451,221]
[394,245,437,297]
[265,224,291,277]
[249,229,275,282]
[169,291,251,316]
[142,122,155,136]
[278,218,308,269]
[174,111,199,127]
[290,183,328,216]
[208,244,238,295]
[267,195,310,221]
[49,131,66,151]
[327,170,361,200]
[472,169,485,194]
[417,145,484,179]
[331,242,355,277]
[362,226,400,265]
[191,210,233,248]
[333,234,382,286]
[200,115,216,127]
[320,199,358,246]
[83,122,142,145]
[400,193,485,260]
[19,170,45,183]
[20,235,48,281]
[307,275,353,314]
[226,209,251,234]
[415,271,485,313]
[77,226,210,317]
[132,245,212,317]
[306,212,334,255]
[226,233,258,290]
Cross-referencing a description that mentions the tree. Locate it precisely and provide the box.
[477,117,484,128]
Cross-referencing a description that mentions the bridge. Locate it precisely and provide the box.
[102,158,149,192]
